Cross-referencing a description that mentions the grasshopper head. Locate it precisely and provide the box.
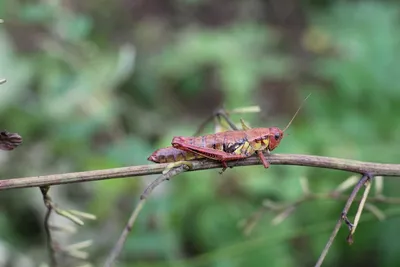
[267,127,284,151]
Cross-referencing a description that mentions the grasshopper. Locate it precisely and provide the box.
[148,95,309,171]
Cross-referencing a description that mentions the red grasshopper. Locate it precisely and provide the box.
[148,95,309,170]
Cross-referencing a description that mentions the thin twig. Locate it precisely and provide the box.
[340,174,371,230]
[314,216,343,267]
[347,177,372,244]
[0,154,400,191]
[314,174,372,267]
[40,186,58,267]
[243,174,395,234]
[242,191,400,236]
[140,164,190,200]
[103,165,189,267]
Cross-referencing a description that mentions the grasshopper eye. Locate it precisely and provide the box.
[274,133,280,141]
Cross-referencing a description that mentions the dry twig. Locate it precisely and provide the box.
[40,186,97,266]
[243,176,394,231]
[0,151,399,266]
[103,164,190,267]
[1,154,400,191]
[40,186,58,267]
[239,174,396,267]
[315,173,373,267]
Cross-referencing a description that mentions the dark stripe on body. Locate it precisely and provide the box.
[223,137,247,154]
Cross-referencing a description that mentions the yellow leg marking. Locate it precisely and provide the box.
[163,161,193,174]
[240,119,252,130]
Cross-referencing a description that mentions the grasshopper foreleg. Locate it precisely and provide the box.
[257,151,270,168]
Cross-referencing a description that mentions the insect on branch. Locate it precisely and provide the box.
[0,153,399,191]
[0,153,399,266]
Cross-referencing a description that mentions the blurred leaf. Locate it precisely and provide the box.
[106,136,153,165]
[19,4,54,23]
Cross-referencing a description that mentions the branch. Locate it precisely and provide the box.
[314,174,372,267]
[1,154,400,191]
[39,186,97,266]
[40,186,58,267]
[242,175,398,232]
[103,165,189,267]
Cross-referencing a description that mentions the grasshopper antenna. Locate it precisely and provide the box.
[282,93,311,132]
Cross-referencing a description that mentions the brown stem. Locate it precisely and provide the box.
[347,176,373,244]
[242,190,400,236]
[314,216,343,267]
[0,154,399,191]
[103,165,188,267]
[314,174,372,267]
[40,186,58,267]
[340,174,372,230]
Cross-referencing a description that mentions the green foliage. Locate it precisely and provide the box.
[147,24,290,107]
[1,0,400,267]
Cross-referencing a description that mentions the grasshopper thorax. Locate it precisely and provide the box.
[245,127,284,152]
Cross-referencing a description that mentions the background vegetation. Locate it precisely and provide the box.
[1,0,400,266]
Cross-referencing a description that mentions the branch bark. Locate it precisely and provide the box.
[1,153,400,191]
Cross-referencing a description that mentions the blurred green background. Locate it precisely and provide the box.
[1,0,400,266]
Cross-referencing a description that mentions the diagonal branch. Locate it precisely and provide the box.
[314,174,372,267]
[0,154,400,191]
[40,186,58,267]
[103,164,189,267]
